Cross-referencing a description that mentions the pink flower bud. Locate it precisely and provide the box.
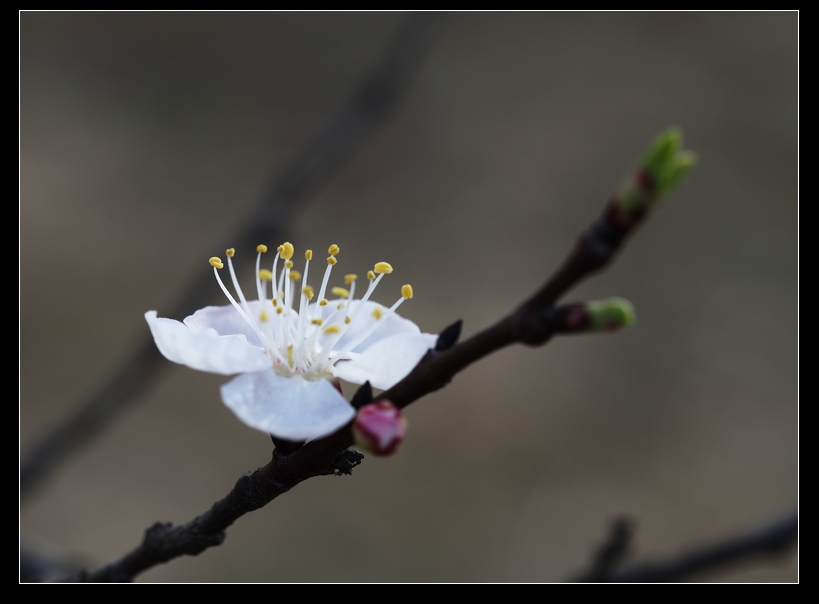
[353,400,407,456]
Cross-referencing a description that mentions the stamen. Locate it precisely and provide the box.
[269,250,281,307]
[255,246,268,301]
[210,257,276,358]
[314,251,337,321]
[210,243,420,380]
[225,247,253,322]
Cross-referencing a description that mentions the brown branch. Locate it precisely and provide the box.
[573,511,798,583]
[20,13,446,499]
[68,167,658,582]
[382,203,639,410]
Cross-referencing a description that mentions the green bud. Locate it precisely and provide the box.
[586,298,636,332]
[615,128,696,220]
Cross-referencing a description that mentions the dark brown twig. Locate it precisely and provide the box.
[573,511,798,583]
[21,13,446,498]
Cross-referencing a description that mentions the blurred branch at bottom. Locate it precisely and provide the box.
[573,511,798,582]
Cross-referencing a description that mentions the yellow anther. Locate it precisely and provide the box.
[311,318,323,325]
[209,257,224,269]
[302,285,315,300]
[319,299,328,307]
[258,269,273,281]
[323,324,340,334]
[337,303,344,310]
[372,306,383,320]
[328,244,340,256]
[259,311,269,322]
[305,249,313,261]
[287,344,294,368]
[280,242,294,260]
[331,287,349,299]
[276,306,283,314]
[277,244,284,254]
[226,248,235,257]
[285,260,293,269]
[367,270,376,280]
[374,262,393,274]
[344,274,357,284]
[271,298,278,307]
[289,270,301,281]
[327,256,337,266]
[402,284,414,299]
[256,244,268,253]
[345,316,351,324]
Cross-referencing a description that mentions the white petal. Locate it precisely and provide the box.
[145,310,271,375]
[332,332,437,390]
[311,300,422,353]
[184,302,289,348]
[220,370,356,440]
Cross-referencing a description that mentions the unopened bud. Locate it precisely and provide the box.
[586,298,636,331]
[613,128,696,223]
[353,400,407,457]
[558,298,636,334]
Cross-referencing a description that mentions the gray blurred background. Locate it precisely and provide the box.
[20,12,797,582]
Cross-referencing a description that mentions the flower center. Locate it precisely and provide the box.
[208,243,413,378]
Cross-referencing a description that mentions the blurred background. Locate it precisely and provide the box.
[20,12,797,582]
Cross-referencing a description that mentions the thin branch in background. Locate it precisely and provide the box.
[571,517,635,582]
[573,511,798,583]
[70,130,698,582]
[20,13,446,499]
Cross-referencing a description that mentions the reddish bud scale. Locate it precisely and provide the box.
[353,400,407,456]
[564,305,591,332]
[634,168,655,194]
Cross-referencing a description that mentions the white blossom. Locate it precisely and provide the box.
[146,243,435,441]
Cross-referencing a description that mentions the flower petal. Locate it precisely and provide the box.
[183,302,285,348]
[145,310,271,375]
[312,300,422,353]
[331,332,436,390]
[220,370,356,440]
